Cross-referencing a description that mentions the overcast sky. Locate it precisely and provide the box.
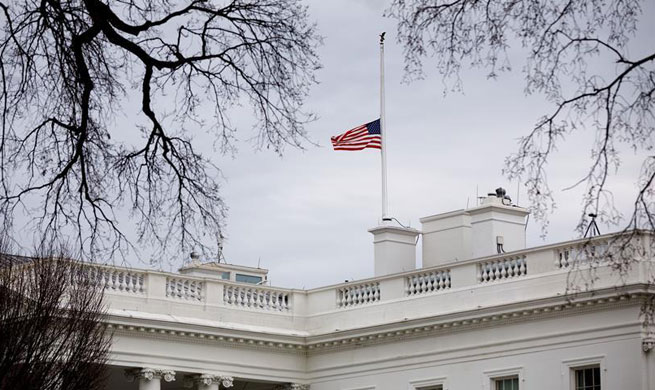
[165,0,645,289]
[11,1,649,288]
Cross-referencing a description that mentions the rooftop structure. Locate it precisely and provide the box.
[90,188,655,390]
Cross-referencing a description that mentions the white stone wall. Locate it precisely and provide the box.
[307,305,646,390]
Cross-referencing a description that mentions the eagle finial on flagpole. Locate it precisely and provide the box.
[379,32,386,44]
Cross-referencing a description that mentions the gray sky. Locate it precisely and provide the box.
[11,1,650,288]
[196,0,652,288]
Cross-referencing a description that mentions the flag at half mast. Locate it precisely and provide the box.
[331,119,381,151]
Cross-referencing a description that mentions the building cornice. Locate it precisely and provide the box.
[105,285,653,356]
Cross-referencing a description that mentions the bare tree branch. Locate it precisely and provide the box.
[0,0,321,263]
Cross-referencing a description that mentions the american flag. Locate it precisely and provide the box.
[331,119,381,151]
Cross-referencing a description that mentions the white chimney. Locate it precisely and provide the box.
[420,188,529,267]
[368,225,420,276]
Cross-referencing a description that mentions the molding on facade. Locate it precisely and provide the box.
[408,376,447,390]
[305,292,645,355]
[108,288,650,356]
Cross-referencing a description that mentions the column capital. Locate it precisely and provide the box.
[183,374,234,388]
[643,337,655,352]
[125,368,176,383]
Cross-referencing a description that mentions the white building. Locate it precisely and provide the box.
[99,189,655,390]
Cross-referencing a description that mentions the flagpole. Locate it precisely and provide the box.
[379,32,390,223]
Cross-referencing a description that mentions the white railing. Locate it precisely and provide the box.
[93,232,646,319]
[166,277,204,301]
[337,282,380,308]
[557,240,610,268]
[87,266,145,294]
[223,285,291,311]
[406,269,451,296]
[478,255,527,283]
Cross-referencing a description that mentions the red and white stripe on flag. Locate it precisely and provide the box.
[331,119,381,151]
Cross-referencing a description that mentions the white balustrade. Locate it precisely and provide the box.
[223,285,291,311]
[557,240,609,268]
[337,282,380,308]
[406,269,451,295]
[166,277,204,301]
[478,255,527,283]
[86,266,145,294]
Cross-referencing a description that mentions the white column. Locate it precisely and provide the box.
[125,368,175,390]
[196,374,219,390]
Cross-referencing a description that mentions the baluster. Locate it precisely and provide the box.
[175,279,182,298]
[241,288,247,306]
[99,269,107,290]
[169,278,175,298]
[126,273,133,292]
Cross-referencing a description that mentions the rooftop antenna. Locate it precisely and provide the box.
[217,233,225,263]
[257,257,261,269]
[584,213,601,238]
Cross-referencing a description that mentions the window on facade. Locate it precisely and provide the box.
[235,274,262,284]
[574,366,601,390]
[417,386,442,390]
[220,272,230,280]
[495,376,519,390]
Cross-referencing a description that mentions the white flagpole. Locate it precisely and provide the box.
[379,32,390,222]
